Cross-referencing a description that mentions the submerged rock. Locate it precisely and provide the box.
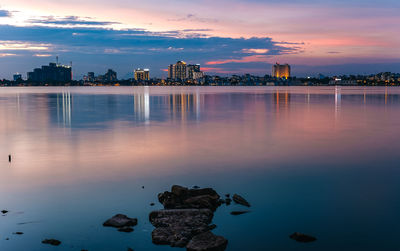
[118,226,134,233]
[225,198,232,205]
[1,210,8,214]
[230,211,250,216]
[232,194,250,207]
[289,232,317,243]
[149,209,215,247]
[13,232,23,235]
[186,231,228,251]
[103,214,138,228]
[42,239,61,246]
[158,185,221,211]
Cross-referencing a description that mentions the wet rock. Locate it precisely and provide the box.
[289,232,317,243]
[193,186,200,189]
[127,248,134,251]
[103,214,138,228]
[150,203,155,206]
[42,239,61,246]
[230,211,250,216]
[13,232,24,235]
[232,194,250,207]
[5,238,9,240]
[149,209,215,247]
[225,194,230,198]
[118,226,134,233]
[186,231,228,251]
[225,198,231,205]
[158,185,220,211]
[81,250,88,251]
[1,210,8,214]
[142,186,145,189]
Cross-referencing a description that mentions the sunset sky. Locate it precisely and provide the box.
[0,0,399,79]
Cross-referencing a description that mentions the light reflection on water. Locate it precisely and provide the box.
[1,86,400,251]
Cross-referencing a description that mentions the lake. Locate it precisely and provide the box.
[1,86,400,250]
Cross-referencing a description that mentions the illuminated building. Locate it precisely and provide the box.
[168,61,204,80]
[134,68,150,81]
[272,63,291,79]
[168,61,187,80]
[27,62,72,82]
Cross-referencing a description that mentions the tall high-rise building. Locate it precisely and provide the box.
[187,64,202,79]
[272,63,291,79]
[134,68,150,81]
[27,62,72,82]
[168,61,204,80]
[168,61,187,80]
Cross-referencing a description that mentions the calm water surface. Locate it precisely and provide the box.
[1,86,400,250]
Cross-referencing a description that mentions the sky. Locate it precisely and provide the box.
[0,0,399,79]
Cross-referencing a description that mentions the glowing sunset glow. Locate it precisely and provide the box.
[0,0,399,78]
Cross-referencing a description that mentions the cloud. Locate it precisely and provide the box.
[0,41,51,51]
[168,14,219,24]
[33,53,52,57]
[0,9,11,17]
[0,53,17,57]
[0,22,300,78]
[28,16,120,27]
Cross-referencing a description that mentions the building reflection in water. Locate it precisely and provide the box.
[133,89,201,124]
[335,86,341,118]
[56,90,72,127]
[133,87,150,124]
[273,90,291,117]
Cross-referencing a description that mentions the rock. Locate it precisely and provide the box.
[142,186,144,189]
[186,231,228,251]
[1,210,8,214]
[232,194,250,207]
[193,186,200,189]
[103,214,138,228]
[289,232,317,243]
[42,239,61,246]
[118,226,134,233]
[225,198,231,205]
[158,185,221,211]
[81,250,88,251]
[149,209,215,247]
[5,238,9,240]
[225,194,230,198]
[150,203,155,206]
[13,232,23,235]
[230,211,250,215]
[127,248,134,251]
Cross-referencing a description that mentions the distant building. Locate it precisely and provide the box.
[187,64,204,80]
[27,62,72,82]
[13,73,22,81]
[273,63,291,79]
[168,61,204,80]
[87,72,95,82]
[134,68,150,81]
[168,61,187,80]
[103,69,117,82]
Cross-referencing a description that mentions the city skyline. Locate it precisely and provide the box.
[0,0,399,79]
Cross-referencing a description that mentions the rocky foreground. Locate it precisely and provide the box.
[149,185,229,250]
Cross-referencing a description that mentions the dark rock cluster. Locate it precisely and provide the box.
[150,185,228,251]
[158,185,221,211]
[103,214,138,233]
[289,232,317,243]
